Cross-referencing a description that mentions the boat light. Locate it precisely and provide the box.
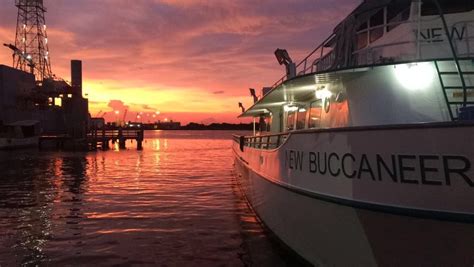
[284,105,298,112]
[315,88,332,99]
[394,62,434,90]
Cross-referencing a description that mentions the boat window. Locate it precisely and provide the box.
[286,111,296,131]
[421,0,473,16]
[296,109,307,130]
[308,101,322,128]
[356,32,368,50]
[357,21,368,32]
[370,9,384,27]
[260,116,272,132]
[369,9,385,43]
[387,1,410,32]
[21,126,35,138]
[356,20,370,50]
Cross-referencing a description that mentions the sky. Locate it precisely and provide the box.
[0,0,360,124]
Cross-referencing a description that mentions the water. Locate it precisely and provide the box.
[0,130,297,266]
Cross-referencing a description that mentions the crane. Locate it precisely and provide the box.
[95,110,103,117]
[122,109,128,124]
[3,43,35,73]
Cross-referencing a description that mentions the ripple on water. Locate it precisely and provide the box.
[0,130,296,266]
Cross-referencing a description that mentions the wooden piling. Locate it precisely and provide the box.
[83,127,145,151]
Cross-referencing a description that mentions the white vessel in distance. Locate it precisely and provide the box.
[233,0,474,266]
[0,120,40,149]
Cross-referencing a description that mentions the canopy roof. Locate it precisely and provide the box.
[239,68,368,117]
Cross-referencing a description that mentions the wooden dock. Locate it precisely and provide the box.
[39,128,145,151]
[87,128,144,150]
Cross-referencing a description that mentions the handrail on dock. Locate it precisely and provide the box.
[88,128,145,150]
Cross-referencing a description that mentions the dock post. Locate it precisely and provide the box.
[118,128,126,149]
[101,128,108,150]
[137,129,144,150]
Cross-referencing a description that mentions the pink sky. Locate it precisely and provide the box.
[0,0,360,124]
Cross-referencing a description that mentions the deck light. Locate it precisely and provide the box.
[394,63,434,90]
[315,88,332,100]
[284,105,298,112]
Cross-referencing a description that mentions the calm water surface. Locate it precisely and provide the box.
[0,131,297,266]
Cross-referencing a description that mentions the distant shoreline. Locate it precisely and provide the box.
[178,122,256,131]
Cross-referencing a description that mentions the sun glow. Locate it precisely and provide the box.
[81,79,248,123]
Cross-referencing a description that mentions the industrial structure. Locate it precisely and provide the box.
[1,0,90,146]
[11,0,52,81]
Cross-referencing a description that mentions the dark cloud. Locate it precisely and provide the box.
[212,90,225,95]
[141,104,155,110]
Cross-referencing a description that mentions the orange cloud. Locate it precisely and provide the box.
[0,0,360,124]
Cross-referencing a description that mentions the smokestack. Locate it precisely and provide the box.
[71,60,82,96]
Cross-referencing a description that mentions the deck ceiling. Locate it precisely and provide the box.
[239,68,367,117]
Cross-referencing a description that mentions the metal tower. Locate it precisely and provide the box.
[13,0,52,81]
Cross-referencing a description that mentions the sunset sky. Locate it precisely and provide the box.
[0,0,359,124]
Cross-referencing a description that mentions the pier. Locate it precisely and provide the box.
[39,128,145,151]
[87,128,145,151]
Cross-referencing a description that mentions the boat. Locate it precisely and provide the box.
[0,120,40,149]
[232,0,474,265]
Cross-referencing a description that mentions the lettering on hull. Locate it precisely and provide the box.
[285,150,473,187]
[417,26,466,43]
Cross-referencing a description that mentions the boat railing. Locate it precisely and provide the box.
[233,133,289,150]
[87,129,144,139]
[270,34,336,89]
[269,15,474,89]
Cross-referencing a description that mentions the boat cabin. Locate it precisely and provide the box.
[0,120,41,139]
[240,0,474,136]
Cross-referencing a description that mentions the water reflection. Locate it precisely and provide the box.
[0,131,294,266]
[0,152,89,265]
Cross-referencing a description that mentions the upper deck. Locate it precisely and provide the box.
[241,0,474,133]
[266,0,474,90]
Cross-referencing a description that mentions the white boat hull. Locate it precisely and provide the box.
[0,136,39,149]
[233,123,474,266]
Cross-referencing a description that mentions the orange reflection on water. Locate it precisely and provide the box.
[0,132,254,266]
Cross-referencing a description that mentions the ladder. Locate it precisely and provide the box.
[431,0,474,121]
[435,59,474,121]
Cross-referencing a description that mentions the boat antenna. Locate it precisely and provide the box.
[238,102,245,113]
[249,88,258,103]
